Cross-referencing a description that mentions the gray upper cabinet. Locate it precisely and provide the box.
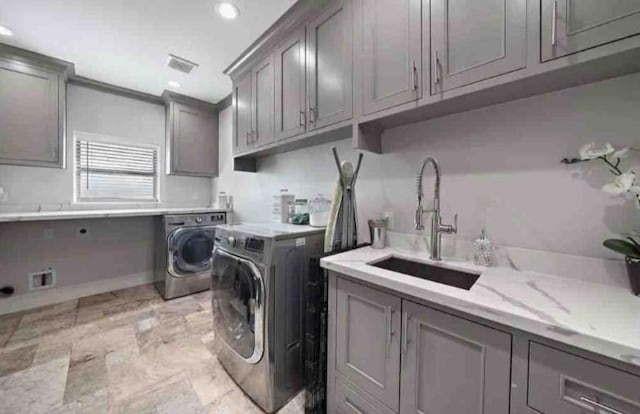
[166,99,218,177]
[400,300,512,414]
[233,72,252,154]
[362,0,423,115]
[430,0,527,93]
[306,0,353,130]
[335,277,401,412]
[0,57,66,168]
[542,0,640,62]
[275,26,307,141]
[251,54,275,148]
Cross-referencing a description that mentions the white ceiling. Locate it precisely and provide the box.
[0,0,297,103]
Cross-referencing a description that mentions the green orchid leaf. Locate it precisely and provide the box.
[603,239,640,258]
[628,237,640,250]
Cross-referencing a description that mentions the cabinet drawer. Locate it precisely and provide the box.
[334,376,395,414]
[528,342,640,413]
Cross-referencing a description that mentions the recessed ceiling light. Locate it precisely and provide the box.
[168,81,181,88]
[0,25,13,37]
[216,2,240,20]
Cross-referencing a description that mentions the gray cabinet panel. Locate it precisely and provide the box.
[233,72,252,154]
[400,300,511,414]
[362,0,423,115]
[542,0,640,61]
[252,55,275,147]
[275,27,307,141]
[334,376,396,414]
[336,277,401,412]
[430,0,526,92]
[528,341,640,414]
[168,102,218,177]
[0,60,64,167]
[307,0,353,130]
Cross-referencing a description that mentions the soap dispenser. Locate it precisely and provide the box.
[473,229,493,266]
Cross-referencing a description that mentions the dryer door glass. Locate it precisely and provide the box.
[211,249,264,363]
[171,229,215,276]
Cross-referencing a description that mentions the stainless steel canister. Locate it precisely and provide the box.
[368,218,388,249]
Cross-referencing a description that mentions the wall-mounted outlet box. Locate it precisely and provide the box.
[43,228,55,240]
[384,210,394,230]
[28,269,56,291]
[0,187,7,203]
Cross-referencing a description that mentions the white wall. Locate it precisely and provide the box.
[0,85,213,305]
[214,72,640,260]
[0,84,212,211]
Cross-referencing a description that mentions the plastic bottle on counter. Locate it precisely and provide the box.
[272,189,295,223]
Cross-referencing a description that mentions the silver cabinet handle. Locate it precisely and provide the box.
[401,312,409,355]
[551,0,558,46]
[433,50,440,85]
[386,307,394,357]
[579,396,625,414]
[309,106,315,124]
[299,110,306,127]
[412,60,418,91]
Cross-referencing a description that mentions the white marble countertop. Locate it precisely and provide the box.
[0,207,228,223]
[321,245,640,368]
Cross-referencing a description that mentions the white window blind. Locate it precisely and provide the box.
[75,138,158,202]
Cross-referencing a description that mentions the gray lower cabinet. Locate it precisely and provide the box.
[430,0,527,93]
[306,0,353,130]
[334,377,395,414]
[275,26,307,141]
[166,100,218,177]
[335,277,401,412]
[361,0,422,115]
[400,299,512,414]
[542,0,640,62]
[251,54,275,148]
[233,72,252,154]
[528,341,640,413]
[0,57,66,168]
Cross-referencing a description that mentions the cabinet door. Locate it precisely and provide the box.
[275,27,307,141]
[542,0,640,62]
[0,60,64,167]
[400,300,512,414]
[362,0,422,115]
[233,72,252,154]
[336,278,401,412]
[170,102,218,177]
[307,0,353,130]
[430,0,526,93]
[251,55,275,147]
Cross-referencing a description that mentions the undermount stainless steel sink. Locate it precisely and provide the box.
[370,256,479,290]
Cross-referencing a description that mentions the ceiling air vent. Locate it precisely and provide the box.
[167,54,199,74]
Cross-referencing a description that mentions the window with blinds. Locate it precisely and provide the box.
[75,138,158,202]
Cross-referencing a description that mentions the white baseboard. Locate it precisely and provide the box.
[0,271,155,315]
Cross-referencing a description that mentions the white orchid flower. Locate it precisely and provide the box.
[602,170,640,197]
[611,147,630,160]
[579,142,615,160]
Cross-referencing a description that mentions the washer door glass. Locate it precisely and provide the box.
[211,248,264,363]
[171,229,215,276]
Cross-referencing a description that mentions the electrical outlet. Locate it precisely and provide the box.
[43,228,54,240]
[28,269,56,291]
[0,187,7,203]
[192,192,200,201]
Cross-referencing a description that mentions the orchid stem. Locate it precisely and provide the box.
[600,156,623,176]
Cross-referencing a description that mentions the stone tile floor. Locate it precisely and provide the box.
[0,284,305,414]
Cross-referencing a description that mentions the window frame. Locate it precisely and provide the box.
[73,132,160,204]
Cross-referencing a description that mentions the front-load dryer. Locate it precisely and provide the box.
[211,223,324,413]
